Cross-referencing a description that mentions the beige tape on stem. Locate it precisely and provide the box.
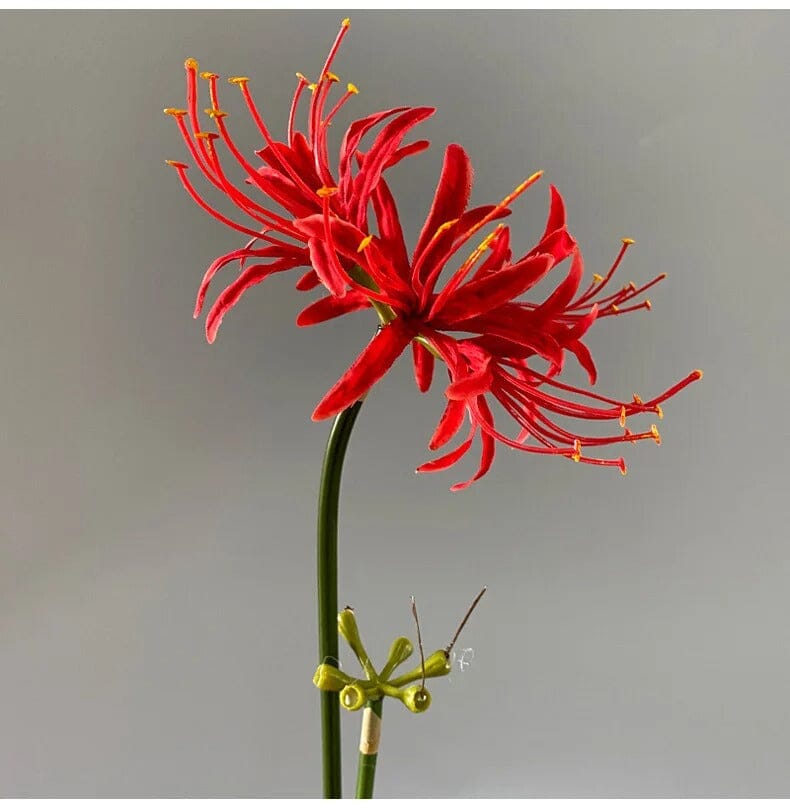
[359,707,381,755]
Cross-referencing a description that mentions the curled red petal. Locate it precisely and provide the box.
[567,339,598,385]
[384,139,431,170]
[295,269,321,290]
[412,341,435,393]
[350,106,435,224]
[296,291,370,327]
[205,258,302,343]
[413,143,473,263]
[194,245,289,317]
[541,185,567,240]
[308,237,347,297]
[449,397,499,491]
[311,318,417,421]
[416,435,474,473]
[371,178,410,278]
[535,247,585,318]
[428,397,467,451]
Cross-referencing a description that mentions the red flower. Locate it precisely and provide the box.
[163,19,434,342]
[295,143,701,488]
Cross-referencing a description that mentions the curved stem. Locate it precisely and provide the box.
[355,698,383,799]
[317,400,363,799]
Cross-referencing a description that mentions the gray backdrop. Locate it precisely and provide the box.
[1,10,788,798]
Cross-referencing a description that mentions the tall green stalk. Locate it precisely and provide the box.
[317,400,363,799]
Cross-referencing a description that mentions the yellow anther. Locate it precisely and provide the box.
[477,227,502,253]
[228,76,250,85]
[324,71,340,82]
[342,17,351,27]
[204,108,227,119]
[357,235,374,252]
[624,427,636,445]
[620,462,628,476]
[628,281,637,291]
[434,218,459,238]
[308,83,318,92]
[619,406,627,428]
[632,393,643,405]
[610,304,620,313]
[194,131,218,140]
[347,82,359,95]
[165,160,188,169]
[644,299,652,310]
[200,71,218,80]
[592,273,603,283]
[184,58,199,71]
[571,439,582,463]
[163,108,187,117]
[650,424,661,445]
[655,404,664,420]
[296,72,309,82]
[694,369,704,380]
[514,171,543,195]
[316,186,338,198]
[622,237,635,245]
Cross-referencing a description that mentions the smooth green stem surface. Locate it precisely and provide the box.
[317,400,363,799]
[355,699,383,799]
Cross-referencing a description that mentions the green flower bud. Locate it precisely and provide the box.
[400,684,432,714]
[390,649,451,687]
[313,663,353,692]
[339,683,368,712]
[337,608,376,679]
[379,636,413,681]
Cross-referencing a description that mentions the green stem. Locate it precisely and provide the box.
[355,698,384,799]
[317,400,363,799]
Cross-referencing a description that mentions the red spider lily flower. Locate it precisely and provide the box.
[295,143,701,489]
[163,18,434,342]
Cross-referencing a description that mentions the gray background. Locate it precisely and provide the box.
[1,10,788,798]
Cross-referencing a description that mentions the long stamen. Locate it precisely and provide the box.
[209,110,303,237]
[164,108,222,189]
[230,77,319,200]
[421,172,543,301]
[288,73,309,146]
[196,132,298,233]
[427,224,506,318]
[165,162,268,239]
[573,238,635,307]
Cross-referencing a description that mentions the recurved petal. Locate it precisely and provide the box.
[535,247,585,318]
[311,318,418,421]
[195,245,284,317]
[416,434,474,473]
[204,258,303,343]
[413,143,473,263]
[350,106,436,223]
[411,341,435,393]
[449,398,497,491]
[296,291,370,326]
[428,397,467,451]
[308,237,348,297]
[567,338,598,385]
[541,184,567,240]
[295,268,321,290]
[384,139,431,170]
